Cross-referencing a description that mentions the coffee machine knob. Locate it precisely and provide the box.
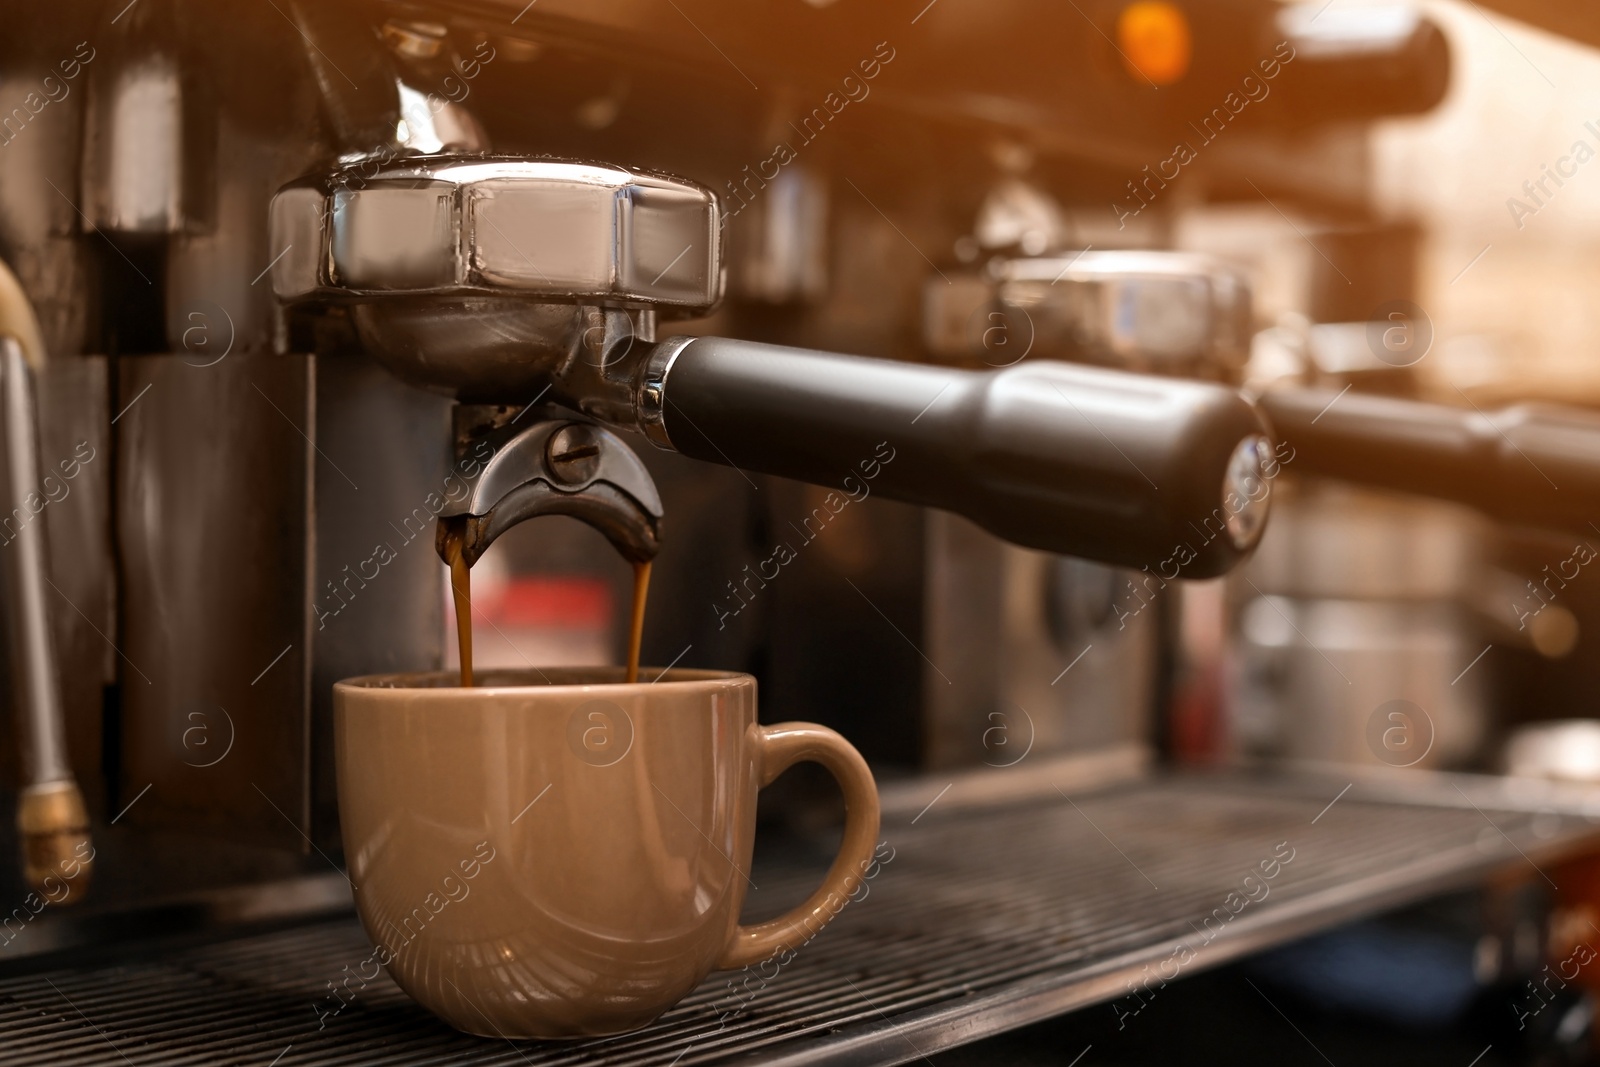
[985,250,1252,381]
[268,156,722,311]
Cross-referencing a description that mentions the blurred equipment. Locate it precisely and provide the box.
[1258,388,1600,536]
[915,242,1261,771]
[1505,721,1600,783]
[1227,221,1486,770]
[1232,480,1490,767]
[1274,3,1450,120]
[995,250,1252,381]
[1243,378,1600,767]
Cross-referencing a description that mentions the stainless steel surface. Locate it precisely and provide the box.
[0,771,1592,1065]
[395,81,491,156]
[0,44,93,361]
[271,157,717,401]
[84,54,184,235]
[1241,482,1486,602]
[920,510,1004,770]
[351,299,651,404]
[164,97,307,363]
[309,354,456,844]
[0,339,70,788]
[875,746,1153,819]
[115,354,314,846]
[727,165,830,305]
[270,157,721,305]
[1233,482,1489,767]
[32,355,112,816]
[921,511,1159,771]
[442,418,664,565]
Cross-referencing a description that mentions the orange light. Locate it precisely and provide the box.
[1116,1,1193,87]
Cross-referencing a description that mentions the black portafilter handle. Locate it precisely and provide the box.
[1257,387,1600,534]
[647,338,1275,578]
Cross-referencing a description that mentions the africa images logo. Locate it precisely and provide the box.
[567,700,634,767]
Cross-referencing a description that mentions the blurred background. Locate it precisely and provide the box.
[12,0,1600,1062]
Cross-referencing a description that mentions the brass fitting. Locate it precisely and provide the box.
[17,781,93,905]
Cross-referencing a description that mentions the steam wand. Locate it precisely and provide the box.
[0,335,92,903]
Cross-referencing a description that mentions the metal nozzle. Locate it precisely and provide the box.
[17,781,93,904]
[1,336,93,905]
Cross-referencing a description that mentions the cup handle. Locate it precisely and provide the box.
[715,722,881,971]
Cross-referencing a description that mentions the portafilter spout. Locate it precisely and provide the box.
[271,156,1273,578]
[436,418,663,568]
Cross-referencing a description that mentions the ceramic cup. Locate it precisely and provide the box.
[334,667,880,1038]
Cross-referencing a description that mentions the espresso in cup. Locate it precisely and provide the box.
[335,667,880,1038]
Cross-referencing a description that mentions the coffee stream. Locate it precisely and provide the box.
[442,520,475,688]
[440,517,652,687]
[626,561,651,685]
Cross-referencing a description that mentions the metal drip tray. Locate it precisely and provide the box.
[2,770,1594,1066]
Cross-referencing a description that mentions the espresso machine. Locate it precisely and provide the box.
[2,0,1600,1063]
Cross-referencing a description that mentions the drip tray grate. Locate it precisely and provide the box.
[0,772,1592,1066]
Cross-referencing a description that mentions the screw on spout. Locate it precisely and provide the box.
[545,424,604,487]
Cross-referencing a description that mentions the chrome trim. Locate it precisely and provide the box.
[1222,433,1272,551]
[270,157,722,310]
[0,339,70,788]
[879,744,1151,821]
[636,336,696,451]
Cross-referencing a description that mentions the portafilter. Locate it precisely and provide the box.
[270,156,1273,576]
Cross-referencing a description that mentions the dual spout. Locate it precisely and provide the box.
[436,417,662,570]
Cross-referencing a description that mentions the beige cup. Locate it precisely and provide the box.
[333,667,880,1038]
